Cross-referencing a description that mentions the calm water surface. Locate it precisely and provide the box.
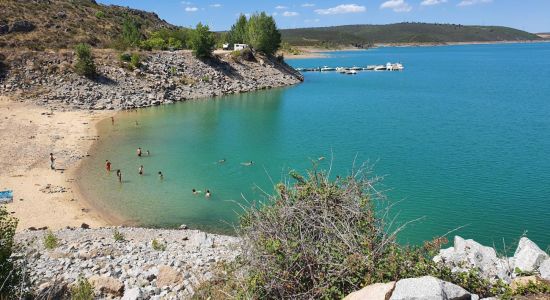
[79,43,550,247]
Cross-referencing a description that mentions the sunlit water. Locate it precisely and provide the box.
[78,43,550,247]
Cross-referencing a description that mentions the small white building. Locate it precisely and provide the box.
[234,43,248,51]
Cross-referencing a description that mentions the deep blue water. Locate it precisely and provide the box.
[79,43,550,248]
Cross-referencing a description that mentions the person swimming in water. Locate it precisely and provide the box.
[116,170,122,182]
[137,147,142,157]
[205,190,211,198]
[158,171,163,180]
[241,161,254,166]
[138,165,144,175]
[146,150,150,156]
[218,158,226,164]
[192,189,202,195]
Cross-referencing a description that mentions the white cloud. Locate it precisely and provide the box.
[209,4,222,8]
[282,11,300,17]
[457,0,492,6]
[302,3,315,7]
[315,4,366,15]
[304,18,320,23]
[185,6,198,12]
[275,5,288,10]
[420,0,447,6]
[380,0,412,12]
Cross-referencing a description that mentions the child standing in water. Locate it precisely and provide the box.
[137,147,142,157]
[116,170,122,182]
[138,165,144,175]
[105,160,111,172]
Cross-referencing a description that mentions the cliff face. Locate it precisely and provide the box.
[0,49,303,110]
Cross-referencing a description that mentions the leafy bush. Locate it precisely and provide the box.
[0,206,24,298]
[189,22,216,59]
[130,53,141,69]
[121,17,142,48]
[230,48,254,61]
[70,276,94,300]
[95,11,105,19]
[113,228,125,242]
[74,43,96,78]
[151,239,166,251]
[140,28,188,51]
[44,230,59,250]
[119,53,131,62]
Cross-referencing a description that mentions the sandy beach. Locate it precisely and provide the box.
[0,96,111,231]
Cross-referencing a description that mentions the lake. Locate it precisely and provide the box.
[78,43,550,248]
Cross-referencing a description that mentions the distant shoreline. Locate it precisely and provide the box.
[284,39,550,59]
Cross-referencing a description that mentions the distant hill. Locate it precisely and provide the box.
[281,23,541,47]
[0,0,174,49]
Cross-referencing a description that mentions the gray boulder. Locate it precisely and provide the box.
[122,287,142,300]
[434,236,511,282]
[537,258,550,280]
[512,237,548,273]
[389,276,472,300]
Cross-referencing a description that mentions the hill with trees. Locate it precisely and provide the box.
[281,23,541,48]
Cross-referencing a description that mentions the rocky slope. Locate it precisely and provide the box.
[0,49,303,110]
[0,0,174,49]
[14,227,240,299]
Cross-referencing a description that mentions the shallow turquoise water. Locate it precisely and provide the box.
[79,43,550,247]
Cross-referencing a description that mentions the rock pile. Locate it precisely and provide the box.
[0,50,303,111]
[14,227,240,299]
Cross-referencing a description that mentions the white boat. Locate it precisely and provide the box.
[344,70,357,75]
[336,67,347,73]
[350,66,362,71]
[386,62,404,71]
[320,66,335,72]
[374,65,386,71]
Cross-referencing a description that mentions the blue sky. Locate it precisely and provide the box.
[97,0,550,33]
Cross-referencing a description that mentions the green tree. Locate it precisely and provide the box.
[74,43,97,78]
[246,12,281,55]
[122,17,142,48]
[227,14,248,45]
[189,22,216,58]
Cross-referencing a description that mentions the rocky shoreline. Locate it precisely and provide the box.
[14,226,240,299]
[13,229,549,299]
[1,49,303,111]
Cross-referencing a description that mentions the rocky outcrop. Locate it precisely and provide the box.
[389,276,473,300]
[14,227,240,299]
[511,237,549,273]
[539,258,550,280]
[0,50,303,111]
[9,20,36,33]
[434,236,512,282]
[343,282,395,300]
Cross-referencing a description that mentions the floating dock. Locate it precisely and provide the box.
[296,63,404,73]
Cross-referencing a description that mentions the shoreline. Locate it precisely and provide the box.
[0,96,112,231]
[284,39,550,59]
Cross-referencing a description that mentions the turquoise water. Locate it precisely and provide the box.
[79,43,550,247]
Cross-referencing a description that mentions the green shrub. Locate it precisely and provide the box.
[74,43,96,78]
[0,206,24,298]
[44,230,59,250]
[190,22,216,59]
[140,37,166,51]
[201,75,210,82]
[130,53,141,69]
[95,11,105,19]
[70,276,94,300]
[119,53,131,62]
[113,229,125,242]
[151,239,166,251]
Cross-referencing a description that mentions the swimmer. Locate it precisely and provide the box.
[205,190,211,198]
[158,171,163,180]
[105,160,111,172]
[241,161,254,166]
[218,158,226,164]
[318,156,326,161]
[137,147,142,157]
[116,170,122,182]
[138,165,144,175]
[146,150,150,156]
